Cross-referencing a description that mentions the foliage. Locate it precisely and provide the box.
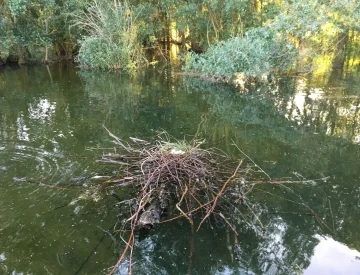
[0,15,14,62]
[182,0,360,80]
[1,0,360,73]
[5,0,28,16]
[183,27,298,80]
[74,0,147,71]
[0,0,82,63]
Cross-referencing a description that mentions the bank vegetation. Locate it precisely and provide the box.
[1,0,359,78]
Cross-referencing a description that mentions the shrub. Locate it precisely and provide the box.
[183,27,298,81]
[74,0,147,71]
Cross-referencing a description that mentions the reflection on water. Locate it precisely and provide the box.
[276,76,360,144]
[304,236,360,275]
[0,65,360,274]
[28,98,57,122]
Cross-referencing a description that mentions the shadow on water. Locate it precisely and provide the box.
[0,65,360,274]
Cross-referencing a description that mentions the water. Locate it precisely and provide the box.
[0,65,360,274]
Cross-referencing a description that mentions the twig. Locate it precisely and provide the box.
[197,160,243,232]
[74,222,116,275]
[243,200,264,229]
[232,141,271,180]
[247,176,330,185]
[187,224,195,275]
[215,212,238,236]
[108,230,134,275]
[97,159,129,165]
[237,183,256,201]
[103,125,132,152]
[176,185,193,226]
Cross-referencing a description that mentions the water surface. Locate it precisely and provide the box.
[0,65,360,274]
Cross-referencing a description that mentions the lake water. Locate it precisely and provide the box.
[0,65,360,274]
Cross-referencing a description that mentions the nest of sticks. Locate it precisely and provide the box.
[97,128,250,274]
[100,129,246,226]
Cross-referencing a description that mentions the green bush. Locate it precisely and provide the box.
[183,27,298,81]
[75,0,147,71]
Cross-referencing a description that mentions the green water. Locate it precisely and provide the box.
[1,65,360,275]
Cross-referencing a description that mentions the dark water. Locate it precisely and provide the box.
[1,65,360,275]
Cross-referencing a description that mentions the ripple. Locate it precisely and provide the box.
[0,140,74,184]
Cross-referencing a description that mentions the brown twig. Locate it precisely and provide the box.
[197,160,243,232]
[176,185,193,226]
[215,212,238,236]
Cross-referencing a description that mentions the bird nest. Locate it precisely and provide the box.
[94,128,249,274]
[98,129,245,228]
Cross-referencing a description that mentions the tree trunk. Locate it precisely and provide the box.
[45,19,49,64]
[332,29,349,71]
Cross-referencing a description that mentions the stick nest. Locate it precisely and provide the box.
[97,129,246,232]
[96,129,249,275]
